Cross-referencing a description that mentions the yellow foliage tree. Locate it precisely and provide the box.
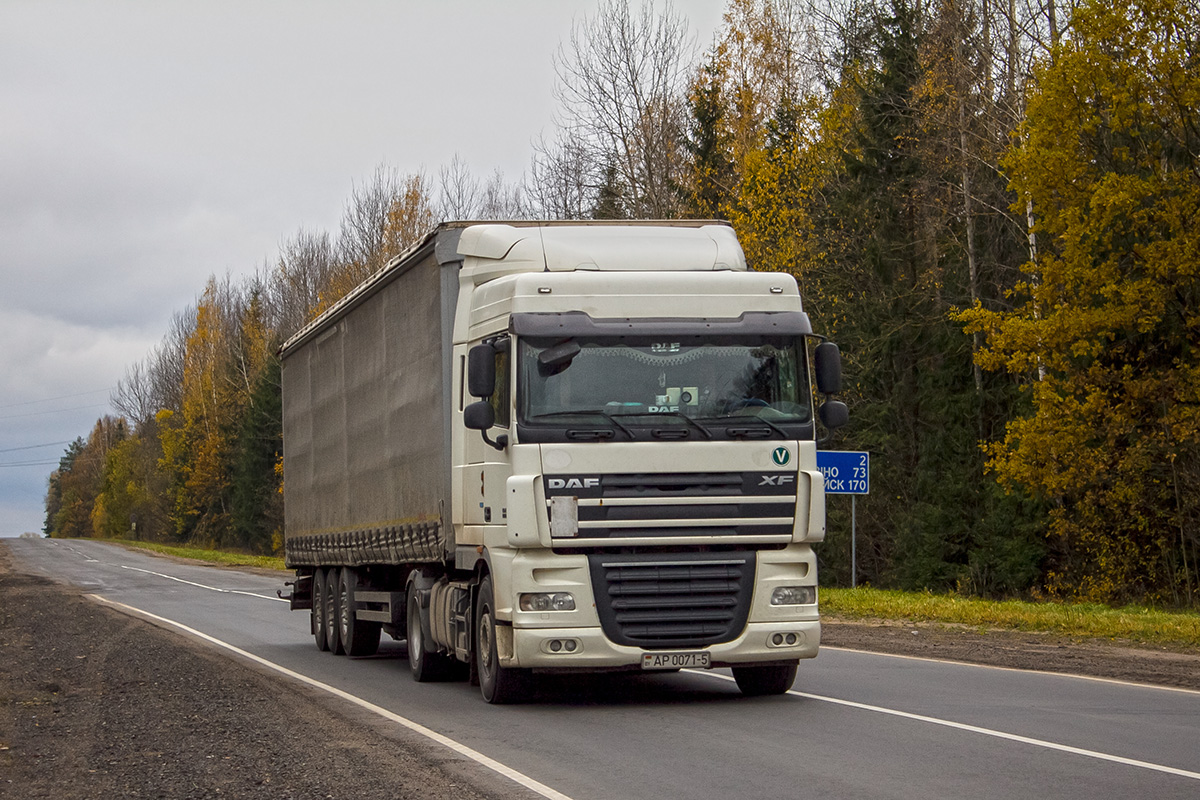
[959,0,1200,605]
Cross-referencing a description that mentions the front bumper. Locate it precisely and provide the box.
[507,618,820,670]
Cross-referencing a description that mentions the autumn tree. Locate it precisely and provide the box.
[44,418,127,539]
[960,0,1200,606]
[90,423,171,541]
[712,0,1046,592]
[157,277,246,544]
[681,0,817,217]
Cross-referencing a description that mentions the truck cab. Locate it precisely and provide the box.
[451,223,844,701]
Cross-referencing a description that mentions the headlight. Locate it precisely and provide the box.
[771,586,817,606]
[519,592,576,611]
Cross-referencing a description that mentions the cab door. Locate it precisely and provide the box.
[460,336,513,543]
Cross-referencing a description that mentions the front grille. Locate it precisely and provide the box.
[588,552,755,648]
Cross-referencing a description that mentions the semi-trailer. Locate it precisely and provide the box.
[280,220,847,703]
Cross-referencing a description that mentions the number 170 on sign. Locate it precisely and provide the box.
[816,451,869,495]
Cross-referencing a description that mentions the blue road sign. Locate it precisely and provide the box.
[817,450,869,495]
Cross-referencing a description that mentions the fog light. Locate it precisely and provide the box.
[770,586,817,606]
[768,631,803,648]
[520,592,576,611]
[542,638,580,655]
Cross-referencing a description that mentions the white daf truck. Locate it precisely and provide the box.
[280,220,847,703]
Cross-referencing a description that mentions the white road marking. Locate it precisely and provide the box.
[88,595,574,800]
[119,565,288,603]
[822,645,1200,696]
[49,541,286,603]
[692,671,1200,782]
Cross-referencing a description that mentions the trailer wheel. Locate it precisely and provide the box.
[731,663,798,697]
[312,568,330,652]
[325,567,344,655]
[406,592,457,681]
[475,576,528,704]
[338,568,381,657]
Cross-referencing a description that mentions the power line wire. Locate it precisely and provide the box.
[0,403,111,421]
[0,441,72,454]
[0,387,112,411]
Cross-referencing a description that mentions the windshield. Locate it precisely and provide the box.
[518,338,812,438]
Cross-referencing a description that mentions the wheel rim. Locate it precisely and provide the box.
[340,580,350,640]
[478,605,495,681]
[324,578,336,642]
[314,575,325,638]
[408,599,422,665]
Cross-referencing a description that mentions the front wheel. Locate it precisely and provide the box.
[731,663,798,697]
[475,576,529,704]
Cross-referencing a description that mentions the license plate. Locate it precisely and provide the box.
[642,651,711,670]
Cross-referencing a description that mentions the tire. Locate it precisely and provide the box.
[406,592,458,681]
[475,575,529,704]
[325,567,344,655]
[731,663,798,697]
[338,568,381,657]
[312,569,330,652]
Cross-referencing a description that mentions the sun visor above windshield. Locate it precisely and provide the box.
[511,310,813,338]
[538,225,746,271]
[457,223,748,276]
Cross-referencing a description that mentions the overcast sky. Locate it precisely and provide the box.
[0,0,727,537]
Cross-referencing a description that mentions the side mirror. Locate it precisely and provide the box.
[464,401,507,451]
[818,400,848,430]
[468,344,496,398]
[814,341,842,395]
[463,401,494,431]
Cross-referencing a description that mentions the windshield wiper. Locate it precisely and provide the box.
[610,410,713,439]
[696,413,791,439]
[528,410,635,438]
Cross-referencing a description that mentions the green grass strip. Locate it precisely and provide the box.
[822,587,1200,649]
[115,540,286,572]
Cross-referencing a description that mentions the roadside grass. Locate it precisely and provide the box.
[822,587,1200,649]
[114,540,286,572]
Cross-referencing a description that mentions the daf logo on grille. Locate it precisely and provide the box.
[771,447,791,466]
[547,477,600,490]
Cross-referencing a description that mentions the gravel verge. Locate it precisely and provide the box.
[0,545,518,800]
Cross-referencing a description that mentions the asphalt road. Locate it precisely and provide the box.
[8,538,1200,800]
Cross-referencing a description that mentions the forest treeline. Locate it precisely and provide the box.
[45,0,1200,608]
